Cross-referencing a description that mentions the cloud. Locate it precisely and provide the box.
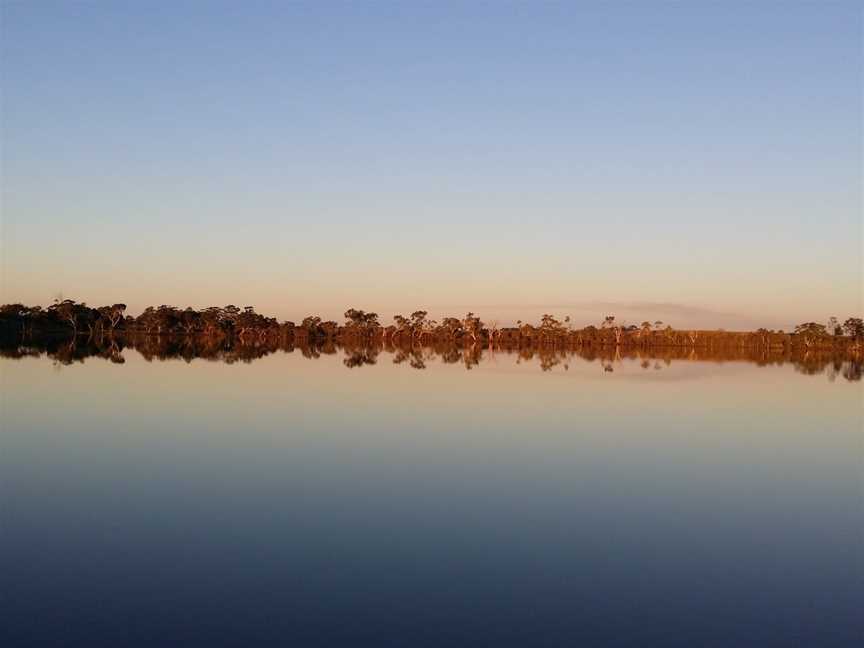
[574,301,745,321]
[433,300,773,330]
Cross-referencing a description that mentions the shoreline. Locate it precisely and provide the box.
[2,302,861,356]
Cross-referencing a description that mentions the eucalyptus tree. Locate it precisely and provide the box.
[153,306,182,335]
[842,317,863,339]
[200,307,224,336]
[441,317,462,338]
[180,308,200,335]
[393,314,411,336]
[236,307,267,337]
[462,312,483,343]
[301,315,322,332]
[318,320,339,338]
[108,304,126,330]
[221,305,242,329]
[49,299,91,335]
[795,322,827,336]
[540,314,563,332]
[344,309,379,331]
[794,322,828,348]
[410,311,428,338]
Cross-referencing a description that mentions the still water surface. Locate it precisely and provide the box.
[2,348,862,646]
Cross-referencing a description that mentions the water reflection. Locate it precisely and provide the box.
[1,335,860,381]
[3,332,862,647]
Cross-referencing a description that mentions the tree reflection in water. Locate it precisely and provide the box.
[0,334,860,382]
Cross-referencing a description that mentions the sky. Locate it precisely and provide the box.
[1,1,861,330]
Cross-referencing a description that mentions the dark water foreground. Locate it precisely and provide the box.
[2,337,862,647]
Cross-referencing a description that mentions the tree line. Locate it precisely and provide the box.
[1,300,862,352]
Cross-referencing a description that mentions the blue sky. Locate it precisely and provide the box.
[1,2,861,328]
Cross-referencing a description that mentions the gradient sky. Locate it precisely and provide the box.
[1,1,861,329]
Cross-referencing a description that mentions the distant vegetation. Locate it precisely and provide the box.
[1,301,862,356]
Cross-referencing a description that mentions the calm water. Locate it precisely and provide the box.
[2,346,862,647]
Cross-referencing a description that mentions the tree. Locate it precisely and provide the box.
[462,312,483,343]
[108,304,126,330]
[441,317,462,338]
[344,308,365,328]
[221,305,241,329]
[200,307,224,335]
[319,320,339,337]
[344,309,379,330]
[410,310,428,337]
[795,322,827,336]
[0,303,27,317]
[95,303,126,333]
[827,316,841,336]
[393,314,410,334]
[50,299,87,335]
[0,303,30,334]
[600,315,622,344]
[540,314,563,332]
[795,322,827,347]
[842,317,864,339]
[180,307,200,335]
[150,305,180,334]
[301,315,321,332]
[236,307,266,336]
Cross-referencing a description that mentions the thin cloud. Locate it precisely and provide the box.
[431,301,774,329]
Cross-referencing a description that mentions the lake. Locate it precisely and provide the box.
[2,343,862,646]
